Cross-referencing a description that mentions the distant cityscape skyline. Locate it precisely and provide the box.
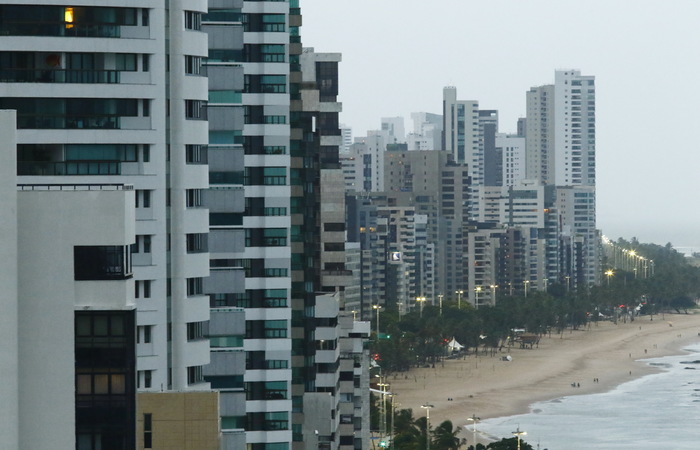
[301,0,700,252]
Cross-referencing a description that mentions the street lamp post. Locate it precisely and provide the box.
[512,426,527,450]
[389,393,397,449]
[543,278,548,292]
[489,284,497,305]
[565,276,570,292]
[438,294,444,316]
[466,415,480,449]
[416,296,426,318]
[421,404,434,450]
[372,304,382,336]
[605,269,614,286]
[524,280,529,297]
[378,380,390,439]
[455,290,463,309]
[474,286,481,310]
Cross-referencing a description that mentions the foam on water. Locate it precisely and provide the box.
[477,344,700,449]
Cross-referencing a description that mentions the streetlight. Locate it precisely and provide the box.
[466,414,480,449]
[605,269,614,286]
[474,286,481,309]
[389,393,397,449]
[512,426,527,450]
[438,294,444,316]
[455,290,464,309]
[489,284,497,305]
[351,310,357,321]
[524,280,529,298]
[421,404,434,450]
[372,304,382,336]
[543,278,548,292]
[416,296,427,318]
[377,380,390,439]
[565,275,570,292]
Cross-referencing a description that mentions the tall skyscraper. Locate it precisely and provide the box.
[525,70,599,287]
[526,70,596,188]
[442,87,499,221]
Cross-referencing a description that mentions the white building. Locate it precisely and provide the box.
[410,111,443,150]
[2,109,138,448]
[381,116,406,143]
[497,133,527,187]
[340,124,353,153]
[1,0,211,397]
[525,70,598,286]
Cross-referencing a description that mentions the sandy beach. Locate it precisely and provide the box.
[385,313,700,443]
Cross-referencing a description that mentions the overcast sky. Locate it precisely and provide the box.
[300,0,700,252]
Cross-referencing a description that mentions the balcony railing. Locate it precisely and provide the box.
[18,115,121,129]
[18,161,121,176]
[0,68,120,83]
[0,23,120,38]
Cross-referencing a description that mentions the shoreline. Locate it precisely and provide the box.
[385,313,700,443]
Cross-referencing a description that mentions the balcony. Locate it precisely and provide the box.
[18,115,121,129]
[18,160,120,176]
[0,68,120,83]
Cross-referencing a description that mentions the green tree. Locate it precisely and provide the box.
[486,436,534,450]
[431,420,461,450]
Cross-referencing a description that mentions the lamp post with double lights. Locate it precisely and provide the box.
[421,404,434,450]
[605,269,614,286]
[455,290,463,309]
[466,414,480,449]
[377,379,390,440]
[512,426,527,450]
[372,304,382,336]
[416,296,427,318]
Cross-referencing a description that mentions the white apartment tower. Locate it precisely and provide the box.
[1,0,211,396]
[2,110,138,448]
[526,70,596,188]
[497,133,527,188]
[525,70,598,286]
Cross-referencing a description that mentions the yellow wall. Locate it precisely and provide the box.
[137,392,220,450]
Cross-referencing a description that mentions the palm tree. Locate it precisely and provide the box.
[392,409,421,449]
[431,420,461,450]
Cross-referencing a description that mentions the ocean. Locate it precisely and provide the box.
[476,343,700,449]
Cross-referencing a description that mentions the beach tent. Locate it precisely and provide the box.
[447,337,464,351]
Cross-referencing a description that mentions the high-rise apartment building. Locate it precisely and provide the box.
[525,70,598,286]
[2,110,138,448]
[497,132,527,188]
[442,87,499,221]
[1,0,212,396]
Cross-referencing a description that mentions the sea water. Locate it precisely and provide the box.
[477,343,700,449]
